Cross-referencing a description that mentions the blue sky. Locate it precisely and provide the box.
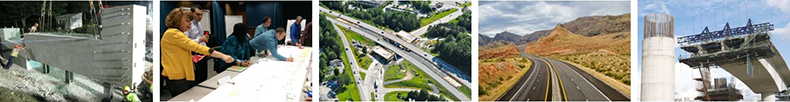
[479,1,630,36]
[637,0,790,101]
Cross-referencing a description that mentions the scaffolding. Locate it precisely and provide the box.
[678,20,775,68]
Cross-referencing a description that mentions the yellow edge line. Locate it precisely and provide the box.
[550,60,568,101]
[543,59,550,101]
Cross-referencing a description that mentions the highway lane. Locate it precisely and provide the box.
[548,58,630,101]
[548,58,608,101]
[409,4,464,36]
[320,6,472,87]
[331,22,371,101]
[327,18,470,101]
[497,53,551,101]
[498,53,630,101]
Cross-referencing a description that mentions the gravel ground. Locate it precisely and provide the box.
[0,62,123,102]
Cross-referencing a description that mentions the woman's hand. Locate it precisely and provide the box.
[222,55,234,63]
[210,51,235,63]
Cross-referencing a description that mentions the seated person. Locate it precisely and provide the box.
[216,23,255,73]
[250,27,293,62]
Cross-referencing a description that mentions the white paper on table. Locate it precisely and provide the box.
[217,76,231,86]
[261,46,312,64]
[200,46,311,102]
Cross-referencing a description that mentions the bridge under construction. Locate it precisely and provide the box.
[678,19,789,101]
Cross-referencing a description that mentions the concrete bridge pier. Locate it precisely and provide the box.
[763,92,776,101]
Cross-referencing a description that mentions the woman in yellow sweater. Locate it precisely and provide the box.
[161,8,234,96]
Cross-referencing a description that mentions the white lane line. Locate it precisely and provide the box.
[554,59,611,101]
[509,58,540,101]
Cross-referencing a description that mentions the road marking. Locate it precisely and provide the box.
[548,59,568,101]
[544,59,551,101]
[558,60,612,101]
[509,57,539,101]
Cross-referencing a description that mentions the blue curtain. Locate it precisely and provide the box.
[159,2,175,38]
[245,2,281,29]
[211,1,227,45]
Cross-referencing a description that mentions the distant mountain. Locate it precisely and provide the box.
[487,31,525,45]
[561,13,630,37]
[478,13,630,46]
[478,34,492,46]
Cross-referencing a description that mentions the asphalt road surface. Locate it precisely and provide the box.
[498,53,629,101]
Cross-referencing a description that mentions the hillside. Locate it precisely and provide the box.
[479,42,520,59]
[524,23,631,96]
[478,13,630,46]
[478,44,531,101]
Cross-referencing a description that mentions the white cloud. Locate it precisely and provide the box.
[766,0,790,14]
[771,22,790,40]
[675,63,701,99]
[479,1,629,35]
[641,1,670,16]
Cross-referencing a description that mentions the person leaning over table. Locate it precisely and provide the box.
[160,8,234,96]
[250,27,293,62]
[215,23,255,73]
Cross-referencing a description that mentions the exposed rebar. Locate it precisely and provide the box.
[645,13,674,38]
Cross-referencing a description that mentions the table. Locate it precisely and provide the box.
[168,86,214,101]
[171,46,312,102]
[197,71,240,89]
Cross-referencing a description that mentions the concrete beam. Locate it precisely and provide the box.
[758,59,788,92]
[21,5,147,86]
[719,54,788,93]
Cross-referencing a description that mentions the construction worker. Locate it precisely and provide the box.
[123,86,139,102]
[138,66,153,101]
[3,44,24,69]
[25,23,38,38]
